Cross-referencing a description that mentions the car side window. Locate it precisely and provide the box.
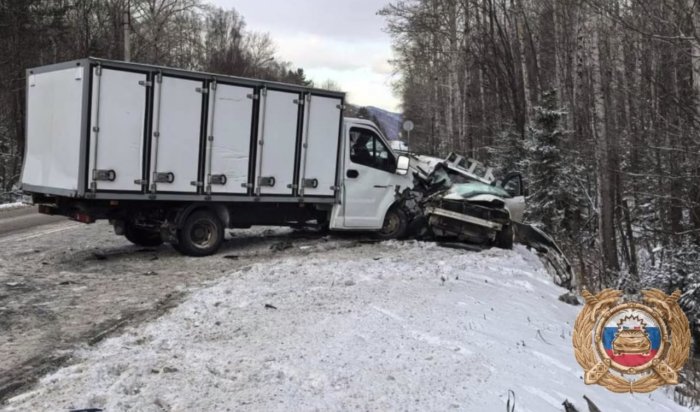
[349,127,395,172]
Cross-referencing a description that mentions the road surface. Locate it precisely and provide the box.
[0,206,66,237]
[0,209,348,403]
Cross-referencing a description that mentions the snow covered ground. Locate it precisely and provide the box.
[0,202,25,211]
[2,242,689,411]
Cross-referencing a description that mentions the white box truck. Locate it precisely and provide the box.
[21,58,412,256]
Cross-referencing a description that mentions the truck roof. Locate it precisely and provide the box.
[28,57,346,98]
[344,117,380,128]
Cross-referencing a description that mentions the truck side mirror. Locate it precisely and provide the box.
[396,155,410,175]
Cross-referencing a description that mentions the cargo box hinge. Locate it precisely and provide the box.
[138,80,153,87]
[247,94,259,100]
[195,87,208,94]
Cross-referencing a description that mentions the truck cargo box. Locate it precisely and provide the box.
[21,58,344,203]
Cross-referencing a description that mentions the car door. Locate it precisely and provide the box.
[342,126,400,228]
[501,172,526,223]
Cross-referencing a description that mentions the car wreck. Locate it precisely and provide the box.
[395,152,573,288]
[397,153,523,248]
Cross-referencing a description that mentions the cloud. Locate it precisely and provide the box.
[213,0,390,41]
[210,0,401,112]
[274,34,391,74]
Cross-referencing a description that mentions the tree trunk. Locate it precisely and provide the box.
[589,9,620,281]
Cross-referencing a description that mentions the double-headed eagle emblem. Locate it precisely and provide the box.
[572,289,691,393]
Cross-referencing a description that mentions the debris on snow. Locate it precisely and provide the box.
[558,292,580,306]
[2,243,688,412]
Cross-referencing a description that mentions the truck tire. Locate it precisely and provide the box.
[495,224,514,250]
[124,223,163,247]
[377,208,408,240]
[177,210,225,257]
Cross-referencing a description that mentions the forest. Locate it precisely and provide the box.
[382,0,700,361]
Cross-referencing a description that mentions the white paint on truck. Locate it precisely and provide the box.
[298,94,343,197]
[254,89,300,196]
[205,82,255,194]
[89,67,147,192]
[330,118,411,229]
[22,66,84,192]
[150,76,203,193]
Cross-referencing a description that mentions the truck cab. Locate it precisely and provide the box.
[331,118,411,234]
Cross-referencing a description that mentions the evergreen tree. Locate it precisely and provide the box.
[524,91,589,247]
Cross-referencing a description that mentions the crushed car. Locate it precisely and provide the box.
[395,152,574,288]
[398,153,524,249]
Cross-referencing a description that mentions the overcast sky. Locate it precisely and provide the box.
[211,0,400,112]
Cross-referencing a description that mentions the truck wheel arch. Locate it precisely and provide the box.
[174,204,230,229]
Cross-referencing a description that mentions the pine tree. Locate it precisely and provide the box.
[522,92,589,238]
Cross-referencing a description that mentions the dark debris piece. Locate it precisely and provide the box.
[270,241,293,252]
[437,242,483,252]
[264,303,278,310]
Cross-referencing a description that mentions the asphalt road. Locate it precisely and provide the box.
[0,206,67,237]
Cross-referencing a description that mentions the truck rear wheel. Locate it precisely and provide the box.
[124,223,163,247]
[377,208,408,240]
[495,224,514,250]
[176,210,224,257]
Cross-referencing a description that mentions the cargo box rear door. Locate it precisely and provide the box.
[149,75,204,194]
[88,67,148,192]
[254,88,301,196]
[297,94,343,197]
[23,65,85,194]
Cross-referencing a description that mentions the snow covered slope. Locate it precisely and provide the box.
[3,242,688,411]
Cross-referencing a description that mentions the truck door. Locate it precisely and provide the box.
[88,67,148,192]
[341,126,401,228]
[254,88,301,196]
[149,74,204,194]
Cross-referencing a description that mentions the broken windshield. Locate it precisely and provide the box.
[445,182,511,199]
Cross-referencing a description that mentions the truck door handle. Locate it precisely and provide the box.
[373,185,390,188]
[346,169,359,178]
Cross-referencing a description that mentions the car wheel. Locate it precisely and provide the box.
[124,223,163,247]
[495,224,514,250]
[177,210,225,257]
[377,208,408,240]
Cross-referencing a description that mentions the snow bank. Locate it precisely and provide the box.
[4,243,688,411]
[0,202,26,211]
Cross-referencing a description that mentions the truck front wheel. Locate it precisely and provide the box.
[176,210,225,257]
[124,223,163,247]
[377,208,408,240]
